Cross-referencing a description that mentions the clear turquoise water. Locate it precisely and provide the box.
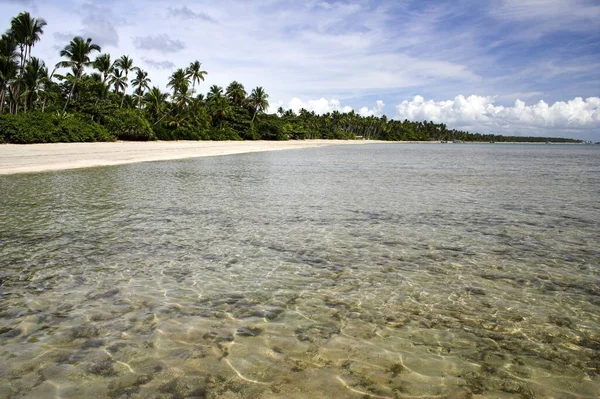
[1,144,599,398]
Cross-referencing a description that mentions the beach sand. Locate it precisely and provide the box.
[0,140,395,175]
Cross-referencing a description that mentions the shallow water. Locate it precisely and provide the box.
[1,143,599,398]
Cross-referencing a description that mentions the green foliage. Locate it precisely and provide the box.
[0,111,114,143]
[208,126,241,141]
[256,116,288,140]
[103,108,155,141]
[0,10,584,144]
[154,124,209,141]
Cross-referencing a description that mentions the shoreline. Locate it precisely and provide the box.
[0,140,404,175]
[1,140,589,176]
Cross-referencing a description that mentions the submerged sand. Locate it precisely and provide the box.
[0,140,395,175]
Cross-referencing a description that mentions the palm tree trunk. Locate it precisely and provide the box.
[0,87,5,114]
[120,72,129,108]
[19,46,25,75]
[63,79,77,114]
[251,109,257,123]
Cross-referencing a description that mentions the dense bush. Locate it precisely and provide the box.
[0,112,115,144]
[153,125,210,141]
[256,118,288,140]
[207,126,242,141]
[103,109,155,141]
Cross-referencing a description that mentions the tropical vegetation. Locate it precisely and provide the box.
[0,11,580,144]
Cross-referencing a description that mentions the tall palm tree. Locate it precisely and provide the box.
[207,94,230,129]
[206,84,223,101]
[115,55,134,107]
[205,85,230,128]
[248,86,269,122]
[39,66,56,112]
[0,33,19,114]
[108,68,127,95]
[10,12,46,72]
[225,81,246,107]
[56,36,101,113]
[131,67,151,109]
[172,86,192,112]
[93,53,114,83]
[186,61,207,95]
[167,68,189,96]
[22,56,47,111]
[143,86,169,124]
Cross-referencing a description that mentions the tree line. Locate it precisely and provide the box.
[0,11,580,144]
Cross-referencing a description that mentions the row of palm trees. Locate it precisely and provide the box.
[0,12,47,114]
[1,11,270,132]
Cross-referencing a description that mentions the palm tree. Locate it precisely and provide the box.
[0,33,19,114]
[225,81,247,107]
[186,61,207,95]
[248,86,269,122]
[143,86,169,124]
[22,56,47,111]
[108,68,127,95]
[206,84,223,101]
[172,86,192,111]
[206,85,230,128]
[56,36,101,113]
[10,12,46,72]
[93,53,114,83]
[167,68,189,96]
[115,55,134,107]
[39,66,56,112]
[207,94,231,129]
[131,67,151,109]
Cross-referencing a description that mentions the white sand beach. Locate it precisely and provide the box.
[0,140,394,175]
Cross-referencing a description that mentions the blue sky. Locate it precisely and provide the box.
[1,0,599,140]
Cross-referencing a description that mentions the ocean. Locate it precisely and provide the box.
[1,143,599,398]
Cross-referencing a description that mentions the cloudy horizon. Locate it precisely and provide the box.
[1,0,599,140]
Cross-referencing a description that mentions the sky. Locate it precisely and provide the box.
[1,0,599,140]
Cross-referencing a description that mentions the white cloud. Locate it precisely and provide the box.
[167,6,217,23]
[359,100,385,117]
[287,97,353,115]
[267,97,387,117]
[395,95,600,137]
[132,34,185,53]
[141,57,175,70]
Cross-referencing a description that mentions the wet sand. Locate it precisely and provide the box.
[0,140,397,175]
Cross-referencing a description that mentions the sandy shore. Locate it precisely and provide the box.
[0,140,394,175]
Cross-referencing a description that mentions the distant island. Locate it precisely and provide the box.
[0,11,581,144]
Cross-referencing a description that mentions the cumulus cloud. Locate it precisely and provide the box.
[142,57,176,70]
[268,98,387,117]
[359,100,385,117]
[133,34,185,53]
[167,6,217,23]
[287,97,353,114]
[395,95,600,135]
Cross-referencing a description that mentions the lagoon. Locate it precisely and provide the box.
[1,143,599,398]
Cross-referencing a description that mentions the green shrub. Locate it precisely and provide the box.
[103,109,155,141]
[208,126,241,141]
[153,124,210,140]
[0,112,115,144]
[256,118,288,140]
